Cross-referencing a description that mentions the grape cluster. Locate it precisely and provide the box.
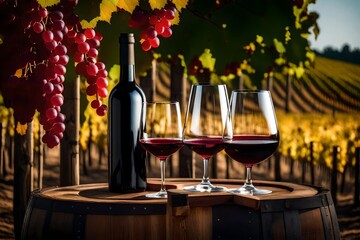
[128,5,176,51]
[0,1,108,148]
[68,28,108,116]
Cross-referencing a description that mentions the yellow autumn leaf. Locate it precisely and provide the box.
[275,57,286,66]
[285,26,291,43]
[273,38,286,54]
[80,17,101,29]
[256,35,265,47]
[173,0,189,11]
[100,0,118,23]
[37,0,60,7]
[171,10,180,25]
[199,49,216,72]
[117,0,138,13]
[16,122,27,135]
[149,0,167,10]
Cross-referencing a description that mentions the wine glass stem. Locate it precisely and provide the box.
[160,159,166,192]
[201,158,210,185]
[245,166,253,186]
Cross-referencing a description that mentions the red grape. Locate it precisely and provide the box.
[42,30,54,42]
[96,105,107,116]
[84,28,95,39]
[86,63,98,76]
[33,22,43,33]
[91,99,101,109]
[97,87,108,98]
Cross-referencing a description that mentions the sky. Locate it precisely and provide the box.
[308,0,360,52]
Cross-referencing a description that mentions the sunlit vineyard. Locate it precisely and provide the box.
[277,113,359,172]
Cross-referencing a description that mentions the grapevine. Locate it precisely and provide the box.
[128,5,177,51]
[0,1,108,148]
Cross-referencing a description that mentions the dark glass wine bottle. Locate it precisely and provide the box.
[108,33,147,193]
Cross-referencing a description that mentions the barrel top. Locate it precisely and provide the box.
[34,179,320,208]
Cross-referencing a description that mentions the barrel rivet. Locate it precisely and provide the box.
[144,207,147,210]
[109,206,112,210]
[217,218,221,222]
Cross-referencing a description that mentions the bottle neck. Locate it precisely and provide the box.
[120,64,136,83]
[119,38,135,83]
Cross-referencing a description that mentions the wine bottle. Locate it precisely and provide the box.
[108,33,147,193]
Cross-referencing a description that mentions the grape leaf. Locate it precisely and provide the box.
[199,49,216,71]
[100,0,118,23]
[36,0,60,7]
[117,0,138,13]
[80,17,101,29]
[173,0,189,11]
[273,39,286,54]
[149,0,167,10]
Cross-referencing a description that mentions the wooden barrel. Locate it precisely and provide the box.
[21,183,168,240]
[22,179,340,240]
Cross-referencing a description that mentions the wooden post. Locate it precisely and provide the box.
[354,147,360,207]
[27,122,34,192]
[239,74,244,90]
[7,129,14,169]
[225,155,231,179]
[13,123,31,239]
[60,75,80,186]
[139,60,156,102]
[310,141,315,185]
[288,148,294,177]
[170,59,192,178]
[37,125,43,189]
[301,159,306,184]
[331,146,339,206]
[87,118,92,167]
[274,151,281,181]
[340,163,348,193]
[285,73,292,113]
[0,123,4,177]
[98,146,103,168]
[81,149,88,176]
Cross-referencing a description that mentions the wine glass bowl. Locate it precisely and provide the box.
[224,90,279,195]
[140,101,183,198]
[183,84,231,192]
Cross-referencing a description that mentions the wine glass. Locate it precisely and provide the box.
[183,84,231,192]
[224,90,279,195]
[140,102,183,198]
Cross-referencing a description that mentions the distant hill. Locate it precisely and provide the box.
[272,56,360,114]
[145,56,360,114]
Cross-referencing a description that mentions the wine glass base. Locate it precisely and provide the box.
[184,184,227,193]
[145,190,167,199]
[228,186,272,195]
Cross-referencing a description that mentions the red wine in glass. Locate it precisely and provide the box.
[225,135,279,167]
[224,90,280,195]
[182,84,231,192]
[183,137,226,159]
[140,101,183,198]
[140,138,183,161]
